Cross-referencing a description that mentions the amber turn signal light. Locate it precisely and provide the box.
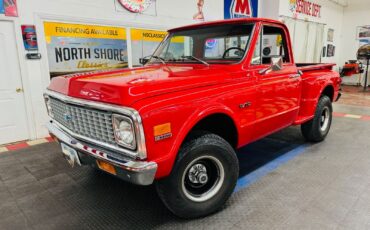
[96,160,117,175]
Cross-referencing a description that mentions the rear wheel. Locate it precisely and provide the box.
[301,95,333,142]
[156,133,239,219]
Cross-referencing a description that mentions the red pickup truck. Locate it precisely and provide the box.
[44,18,341,218]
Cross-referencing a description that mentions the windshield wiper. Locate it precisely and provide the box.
[151,55,166,65]
[181,55,209,66]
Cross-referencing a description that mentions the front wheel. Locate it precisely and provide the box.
[156,133,239,219]
[301,95,333,142]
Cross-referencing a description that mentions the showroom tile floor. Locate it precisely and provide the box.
[0,137,54,153]
[338,85,370,107]
[0,103,369,230]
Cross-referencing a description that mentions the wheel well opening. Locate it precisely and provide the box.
[186,114,238,149]
[322,86,334,101]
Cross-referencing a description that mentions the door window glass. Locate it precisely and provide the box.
[251,32,262,65]
[252,25,290,65]
[261,26,290,64]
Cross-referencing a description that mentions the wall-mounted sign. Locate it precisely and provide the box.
[21,25,38,51]
[0,0,4,14]
[224,0,258,19]
[322,46,326,57]
[327,44,335,57]
[289,0,321,18]
[4,0,18,17]
[327,28,334,42]
[118,0,153,13]
[44,22,128,78]
[26,53,42,60]
[357,26,370,40]
[205,39,217,49]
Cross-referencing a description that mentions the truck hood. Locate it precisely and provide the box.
[48,65,230,106]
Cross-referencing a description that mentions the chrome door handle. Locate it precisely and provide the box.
[289,74,300,79]
[239,102,252,109]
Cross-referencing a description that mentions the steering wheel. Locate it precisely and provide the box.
[222,47,245,59]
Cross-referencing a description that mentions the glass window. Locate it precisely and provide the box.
[251,32,262,65]
[130,29,167,67]
[159,36,193,60]
[251,25,290,65]
[148,24,254,65]
[204,36,249,59]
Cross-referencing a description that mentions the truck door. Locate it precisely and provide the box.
[250,24,301,140]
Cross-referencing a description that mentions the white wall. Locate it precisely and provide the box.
[0,0,224,140]
[259,0,280,19]
[278,0,344,65]
[339,0,370,85]
[340,0,370,64]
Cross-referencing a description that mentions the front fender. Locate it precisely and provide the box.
[143,103,240,179]
[173,103,240,154]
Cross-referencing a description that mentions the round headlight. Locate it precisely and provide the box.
[112,115,136,149]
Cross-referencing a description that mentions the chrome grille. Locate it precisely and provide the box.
[49,97,116,145]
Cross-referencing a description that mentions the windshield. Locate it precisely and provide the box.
[148,23,255,65]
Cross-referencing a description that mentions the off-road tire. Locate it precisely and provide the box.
[156,132,239,219]
[301,95,333,142]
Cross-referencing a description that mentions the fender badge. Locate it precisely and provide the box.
[155,133,173,141]
[154,123,172,141]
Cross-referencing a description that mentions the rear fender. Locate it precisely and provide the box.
[294,82,334,125]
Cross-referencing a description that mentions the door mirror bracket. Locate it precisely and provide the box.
[139,56,151,65]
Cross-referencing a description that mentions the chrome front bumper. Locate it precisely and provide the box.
[47,121,157,186]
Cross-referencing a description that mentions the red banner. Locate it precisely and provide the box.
[290,0,321,18]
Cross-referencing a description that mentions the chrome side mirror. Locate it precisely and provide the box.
[259,56,283,75]
[271,56,283,71]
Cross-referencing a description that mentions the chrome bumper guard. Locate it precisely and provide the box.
[47,121,157,186]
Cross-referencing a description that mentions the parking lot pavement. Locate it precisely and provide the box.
[0,114,369,230]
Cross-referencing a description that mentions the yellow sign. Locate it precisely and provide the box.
[130,28,184,43]
[44,22,126,40]
[44,21,128,78]
[131,29,167,42]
